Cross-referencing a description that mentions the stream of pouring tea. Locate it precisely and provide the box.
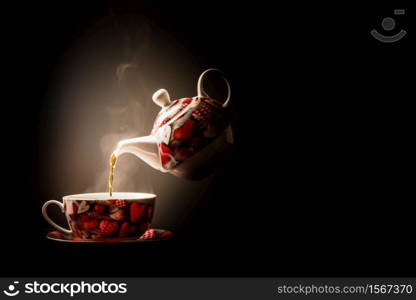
[108,153,117,197]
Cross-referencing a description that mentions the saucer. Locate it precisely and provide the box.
[46,229,173,243]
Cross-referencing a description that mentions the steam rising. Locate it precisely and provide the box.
[85,23,155,194]
[86,62,154,194]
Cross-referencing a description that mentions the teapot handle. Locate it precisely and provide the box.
[197,68,231,108]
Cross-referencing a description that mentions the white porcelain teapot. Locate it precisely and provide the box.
[113,68,233,179]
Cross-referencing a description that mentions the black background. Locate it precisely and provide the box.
[1,1,413,277]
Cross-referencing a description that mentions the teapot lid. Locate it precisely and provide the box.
[152,97,196,132]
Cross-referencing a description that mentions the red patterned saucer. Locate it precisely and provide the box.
[46,228,173,243]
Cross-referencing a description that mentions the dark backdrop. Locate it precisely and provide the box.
[1,1,413,277]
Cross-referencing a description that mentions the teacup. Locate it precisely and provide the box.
[42,193,156,241]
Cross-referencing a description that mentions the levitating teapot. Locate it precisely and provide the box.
[113,68,234,179]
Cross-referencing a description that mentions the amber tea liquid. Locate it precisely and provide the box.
[108,153,117,197]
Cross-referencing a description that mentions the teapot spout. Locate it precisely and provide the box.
[113,135,166,172]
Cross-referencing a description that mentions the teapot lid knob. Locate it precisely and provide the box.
[152,89,171,108]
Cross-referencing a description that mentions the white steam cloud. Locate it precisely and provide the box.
[84,24,155,194]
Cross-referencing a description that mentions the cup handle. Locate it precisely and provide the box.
[197,68,231,108]
[42,200,73,235]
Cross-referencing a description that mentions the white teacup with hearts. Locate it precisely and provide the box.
[42,193,156,241]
